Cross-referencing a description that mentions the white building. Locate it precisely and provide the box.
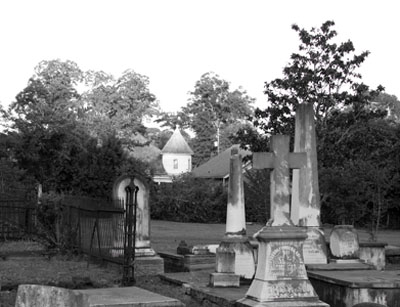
[153,128,193,183]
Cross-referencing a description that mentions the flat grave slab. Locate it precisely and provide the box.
[307,262,374,271]
[308,269,400,307]
[308,269,400,288]
[74,286,184,307]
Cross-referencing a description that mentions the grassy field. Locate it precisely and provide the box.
[150,220,400,253]
[0,220,399,307]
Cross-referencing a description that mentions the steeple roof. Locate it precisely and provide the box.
[161,128,194,154]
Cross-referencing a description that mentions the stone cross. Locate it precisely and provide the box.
[253,135,306,226]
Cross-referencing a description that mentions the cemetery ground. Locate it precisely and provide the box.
[1,220,399,307]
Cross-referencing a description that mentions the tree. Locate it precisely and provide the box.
[373,92,400,122]
[253,20,383,137]
[81,69,160,146]
[5,59,152,196]
[183,72,254,165]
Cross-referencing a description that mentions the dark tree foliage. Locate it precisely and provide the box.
[243,20,400,230]
[4,59,150,199]
[151,174,227,223]
[253,20,383,138]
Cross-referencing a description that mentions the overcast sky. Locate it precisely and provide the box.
[0,0,399,113]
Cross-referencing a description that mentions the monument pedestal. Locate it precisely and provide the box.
[134,255,164,276]
[238,226,329,307]
[210,235,254,287]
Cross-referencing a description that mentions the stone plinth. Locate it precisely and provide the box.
[329,225,359,259]
[239,226,328,307]
[359,242,387,271]
[308,269,400,307]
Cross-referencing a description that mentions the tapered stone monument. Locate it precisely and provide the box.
[237,135,328,307]
[291,103,328,264]
[210,147,255,287]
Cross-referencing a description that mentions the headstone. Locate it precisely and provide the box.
[112,174,164,275]
[238,135,328,307]
[15,284,89,307]
[210,147,255,287]
[112,174,155,257]
[291,103,328,264]
[330,225,360,260]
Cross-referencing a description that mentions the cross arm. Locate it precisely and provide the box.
[253,152,275,169]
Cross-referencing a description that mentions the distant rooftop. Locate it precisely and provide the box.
[192,145,251,179]
[161,128,194,155]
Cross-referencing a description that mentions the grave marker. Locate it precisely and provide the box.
[112,174,164,275]
[330,225,360,260]
[291,103,328,264]
[253,135,306,226]
[210,147,255,287]
[238,135,328,307]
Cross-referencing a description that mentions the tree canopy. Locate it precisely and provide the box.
[157,72,254,166]
[254,20,383,136]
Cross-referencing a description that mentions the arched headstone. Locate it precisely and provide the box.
[112,174,155,257]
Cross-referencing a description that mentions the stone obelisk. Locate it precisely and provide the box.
[210,147,255,287]
[291,103,328,264]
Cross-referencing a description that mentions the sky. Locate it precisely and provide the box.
[0,0,399,113]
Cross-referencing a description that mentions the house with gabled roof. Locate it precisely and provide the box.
[191,144,252,185]
[153,127,194,183]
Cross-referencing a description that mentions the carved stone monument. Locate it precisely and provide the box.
[291,103,328,264]
[237,135,328,307]
[329,225,360,261]
[112,174,163,274]
[210,147,255,287]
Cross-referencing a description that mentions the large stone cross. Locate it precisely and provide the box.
[253,135,306,226]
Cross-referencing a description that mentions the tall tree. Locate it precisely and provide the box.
[81,69,159,146]
[183,72,254,165]
[373,92,400,122]
[253,20,383,137]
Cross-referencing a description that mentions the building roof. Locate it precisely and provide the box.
[192,145,251,179]
[161,128,194,154]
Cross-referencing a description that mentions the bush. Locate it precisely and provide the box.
[151,174,227,223]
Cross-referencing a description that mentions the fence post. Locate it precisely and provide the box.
[122,179,137,286]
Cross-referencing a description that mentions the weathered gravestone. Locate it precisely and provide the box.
[15,284,89,307]
[237,135,328,307]
[329,225,360,261]
[112,174,163,274]
[291,103,328,264]
[210,147,255,287]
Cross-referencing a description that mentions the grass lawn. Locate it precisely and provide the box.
[150,220,400,253]
[0,220,399,307]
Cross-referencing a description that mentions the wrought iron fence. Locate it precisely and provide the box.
[0,199,36,240]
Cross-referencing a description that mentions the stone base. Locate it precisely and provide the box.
[159,252,215,272]
[246,226,320,302]
[209,272,240,287]
[218,235,255,279]
[236,297,329,307]
[329,258,364,264]
[308,269,400,307]
[303,227,328,265]
[134,256,164,276]
[135,247,157,257]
